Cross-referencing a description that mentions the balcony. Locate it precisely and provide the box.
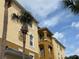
[39,37,52,44]
[46,37,52,43]
[5,48,32,59]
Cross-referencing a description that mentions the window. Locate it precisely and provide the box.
[48,46,52,54]
[58,52,60,55]
[30,35,34,47]
[60,47,62,51]
[40,47,45,57]
[61,56,63,59]
[58,57,60,59]
[31,55,33,59]
[29,52,35,59]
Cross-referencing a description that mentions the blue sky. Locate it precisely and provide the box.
[17,0,79,56]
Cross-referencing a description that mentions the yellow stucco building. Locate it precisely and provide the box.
[52,37,65,59]
[0,0,65,59]
[0,0,39,59]
[38,28,65,59]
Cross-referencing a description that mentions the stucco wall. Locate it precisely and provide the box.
[52,38,65,59]
[0,0,4,38]
[0,0,39,54]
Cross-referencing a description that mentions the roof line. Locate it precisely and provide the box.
[12,0,38,23]
[52,37,65,49]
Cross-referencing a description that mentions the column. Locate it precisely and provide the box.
[51,46,55,59]
[44,43,49,59]
[43,31,47,40]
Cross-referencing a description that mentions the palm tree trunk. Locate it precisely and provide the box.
[23,34,26,59]
[21,24,28,59]
[0,0,8,59]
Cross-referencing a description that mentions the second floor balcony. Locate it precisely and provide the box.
[39,37,52,45]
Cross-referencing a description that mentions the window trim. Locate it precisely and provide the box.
[29,34,34,48]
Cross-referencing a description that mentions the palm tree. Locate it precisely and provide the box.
[0,0,11,59]
[65,55,79,59]
[63,0,79,14]
[12,10,33,59]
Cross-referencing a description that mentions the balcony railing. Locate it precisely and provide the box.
[5,48,32,59]
[39,37,52,44]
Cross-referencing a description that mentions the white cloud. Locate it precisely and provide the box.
[17,0,68,28]
[39,11,66,27]
[17,0,62,18]
[61,39,67,46]
[65,14,73,18]
[53,32,64,40]
[39,16,60,27]
[71,22,79,29]
[74,48,79,55]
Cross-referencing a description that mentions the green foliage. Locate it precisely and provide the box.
[63,0,79,14]
[12,10,33,25]
[65,55,79,59]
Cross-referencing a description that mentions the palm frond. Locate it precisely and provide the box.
[12,13,20,22]
[63,0,73,8]
[12,11,33,24]
[63,0,79,14]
